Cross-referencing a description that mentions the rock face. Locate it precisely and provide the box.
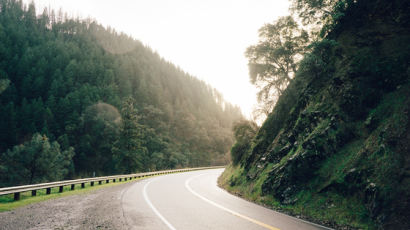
[224,1,410,229]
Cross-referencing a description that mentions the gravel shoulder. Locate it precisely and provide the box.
[0,180,139,230]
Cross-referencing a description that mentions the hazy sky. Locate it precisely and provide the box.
[24,0,289,118]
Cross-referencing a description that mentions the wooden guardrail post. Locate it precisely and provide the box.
[99,181,102,185]
[59,186,64,193]
[32,190,36,196]
[71,184,75,190]
[46,188,51,194]
[81,183,85,188]
[106,179,109,183]
[14,192,20,201]
[91,181,94,186]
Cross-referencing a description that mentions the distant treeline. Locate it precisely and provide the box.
[0,0,242,186]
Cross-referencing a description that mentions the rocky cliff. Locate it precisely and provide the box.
[220,1,409,229]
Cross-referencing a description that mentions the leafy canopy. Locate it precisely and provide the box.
[291,0,355,37]
[230,120,258,165]
[246,16,308,118]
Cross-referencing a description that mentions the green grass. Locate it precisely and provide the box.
[286,191,374,229]
[0,176,152,212]
[219,162,377,230]
[221,136,379,229]
[316,139,364,188]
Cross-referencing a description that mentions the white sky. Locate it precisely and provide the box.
[24,0,290,119]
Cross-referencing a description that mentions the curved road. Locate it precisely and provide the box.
[122,168,330,230]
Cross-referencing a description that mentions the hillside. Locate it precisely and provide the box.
[0,0,242,186]
[220,0,409,229]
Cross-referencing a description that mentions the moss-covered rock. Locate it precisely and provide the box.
[221,0,410,229]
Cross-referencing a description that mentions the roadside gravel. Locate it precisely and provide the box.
[0,180,139,230]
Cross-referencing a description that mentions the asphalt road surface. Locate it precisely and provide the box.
[0,168,332,230]
[122,168,331,230]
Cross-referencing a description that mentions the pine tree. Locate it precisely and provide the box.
[112,98,147,173]
[0,133,74,186]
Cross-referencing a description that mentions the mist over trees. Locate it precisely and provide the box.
[0,0,242,186]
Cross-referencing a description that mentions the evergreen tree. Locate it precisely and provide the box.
[0,133,74,186]
[0,79,9,94]
[113,98,147,173]
[0,0,242,184]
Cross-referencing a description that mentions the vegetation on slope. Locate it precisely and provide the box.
[0,0,242,187]
[220,0,409,229]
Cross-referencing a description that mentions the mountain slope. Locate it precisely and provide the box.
[0,0,242,186]
[220,0,410,229]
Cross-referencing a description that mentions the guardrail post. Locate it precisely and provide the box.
[14,192,20,201]
[32,190,36,196]
[81,183,85,188]
[71,184,75,190]
[119,178,122,182]
[46,188,51,194]
[59,186,64,193]
[106,179,109,183]
[113,179,116,183]
[91,181,94,186]
[98,181,102,185]
[124,178,127,181]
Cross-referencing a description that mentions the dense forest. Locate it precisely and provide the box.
[221,0,409,229]
[0,0,242,187]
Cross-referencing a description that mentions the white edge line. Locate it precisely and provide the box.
[143,178,177,230]
[215,183,334,230]
[187,172,333,230]
[185,173,236,214]
[263,204,334,230]
[215,184,334,230]
[185,174,279,230]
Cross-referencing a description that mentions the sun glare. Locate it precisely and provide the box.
[25,0,289,119]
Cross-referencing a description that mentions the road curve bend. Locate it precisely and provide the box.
[122,168,331,230]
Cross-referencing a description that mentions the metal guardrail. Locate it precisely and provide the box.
[0,166,225,201]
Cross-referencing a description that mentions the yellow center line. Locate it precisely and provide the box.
[185,174,280,230]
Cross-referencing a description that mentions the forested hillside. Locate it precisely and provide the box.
[0,0,242,186]
[220,0,409,229]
